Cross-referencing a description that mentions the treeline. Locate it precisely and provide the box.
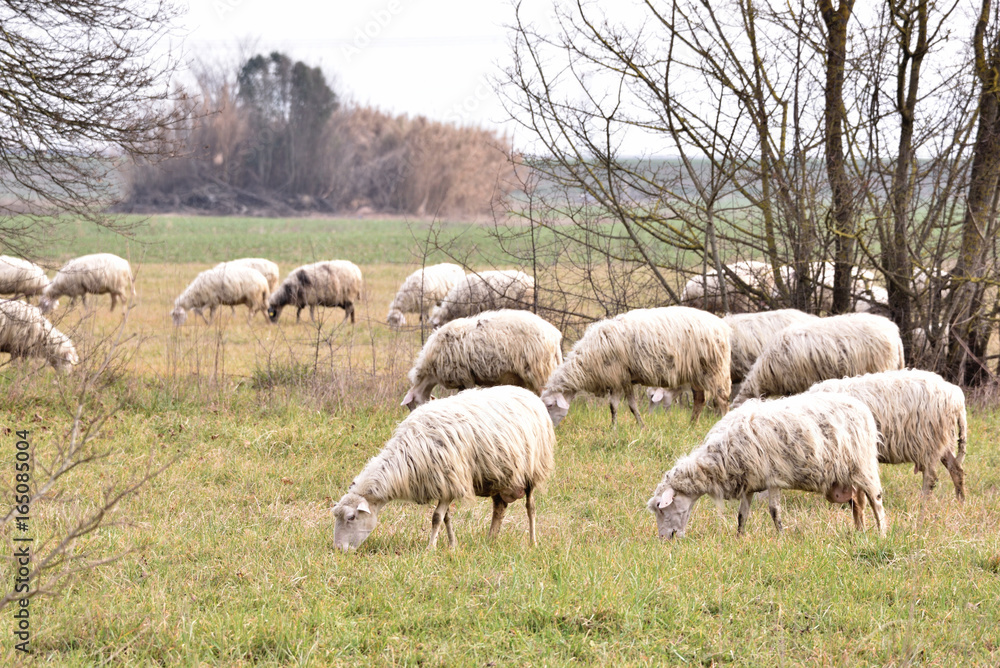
[123,52,516,217]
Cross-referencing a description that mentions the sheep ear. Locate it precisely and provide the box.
[357,498,371,515]
[401,388,416,407]
[650,388,666,403]
[657,488,675,509]
[555,394,570,410]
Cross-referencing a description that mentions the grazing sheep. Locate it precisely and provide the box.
[387,263,466,328]
[332,386,556,550]
[0,299,79,372]
[428,270,535,327]
[646,385,691,412]
[680,261,774,313]
[171,264,270,326]
[0,256,49,300]
[776,262,879,313]
[39,253,134,314]
[807,369,968,500]
[731,313,905,409]
[215,258,280,292]
[267,260,363,324]
[648,393,887,538]
[723,309,819,385]
[541,306,731,427]
[402,310,563,410]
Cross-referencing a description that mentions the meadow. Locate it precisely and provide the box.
[2,214,999,666]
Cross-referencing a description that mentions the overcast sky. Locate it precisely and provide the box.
[180,0,541,138]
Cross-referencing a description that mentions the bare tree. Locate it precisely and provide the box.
[500,0,995,384]
[0,0,184,257]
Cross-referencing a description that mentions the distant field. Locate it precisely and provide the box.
[1,215,999,665]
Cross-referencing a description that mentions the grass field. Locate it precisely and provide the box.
[2,215,999,666]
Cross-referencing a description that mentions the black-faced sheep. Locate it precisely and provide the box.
[680,261,774,313]
[332,386,556,550]
[401,309,563,410]
[171,264,270,325]
[541,306,731,427]
[387,263,466,329]
[267,260,363,324]
[730,312,905,409]
[0,256,49,300]
[428,270,535,327]
[648,393,887,538]
[808,369,968,500]
[0,299,79,372]
[39,253,134,315]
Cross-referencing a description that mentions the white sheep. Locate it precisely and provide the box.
[646,386,691,411]
[215,258,280,293]
[428,270,535,327]
[680,261,775,313]
[541,306,731,427]
[731,312,905,409]
[807,369,968,500]
[0,256,49,300]
[39,253,134,314]
[401,309,563,410]
[776,261,879,313]
[0,299,79,372]
[648,393,887,538]
[387,263,466,328]
[171,264,270,326]
[267,260,363,324]
[724,309,819,385]
[332,386,556,550]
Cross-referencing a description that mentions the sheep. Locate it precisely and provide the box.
[807,369,968,500]
[0,256,49,300]
[171,264,270,326]
[646,385,691,411]
[0,299,79,372]
[776,261,879,313]
[647,393,887,538]
[39,253,134,314]
[215,258,280,293]
[680,261,774,313]
[386,263,466,328]
[332,386,556,550]
[428,270,535,327]
[267,260,363,324]
[541,306,731,427]
[723,309,819,385]
[730,312,905,409]
[401,309,563,410]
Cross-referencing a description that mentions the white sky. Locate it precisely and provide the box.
[180,0,541,138]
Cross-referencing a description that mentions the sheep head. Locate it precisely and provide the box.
[386,309,406,329]
[332,492,378,551]
[647,487,696,540]
[171,306,187,326]
[541,390,571,427]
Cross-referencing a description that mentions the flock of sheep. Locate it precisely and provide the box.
[0,254,971,551]
[332,262,970,550]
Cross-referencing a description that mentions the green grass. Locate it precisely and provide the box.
[1,214,999,665]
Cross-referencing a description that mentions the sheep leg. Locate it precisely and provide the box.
[737,491,754,535]
[920,464,939,497]
[865,489,887,537]
[296,306,303,322]
[525,486,537,547]
[767,488,783,533]
[309,304,316,322]
[851,490,867,531]
[608,393,620,426]
[346,302,356,324]
[490,494,508,538]
[626,387,645,427]
[443,507,457,547]
[207,305,216,323]
[691,389,706,423]
[428,499,451,549]
[941,450,965,502]
[109,293,117,312]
